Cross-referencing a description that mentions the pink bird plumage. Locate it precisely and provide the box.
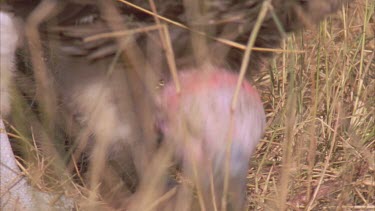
[158,66,266,210]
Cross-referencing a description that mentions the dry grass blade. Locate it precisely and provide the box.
[116,0,305,54]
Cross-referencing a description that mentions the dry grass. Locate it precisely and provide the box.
[249,1,375,209]
[3,0,374,210]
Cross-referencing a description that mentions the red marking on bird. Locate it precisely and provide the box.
[157,66,266,210]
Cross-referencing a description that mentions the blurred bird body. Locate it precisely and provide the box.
[158,67,266,209]
[0,11,20,117]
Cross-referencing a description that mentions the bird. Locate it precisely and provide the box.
[156,66,266,210]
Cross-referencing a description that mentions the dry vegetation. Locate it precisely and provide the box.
[2,0,374,210]
[249,1,375,209]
